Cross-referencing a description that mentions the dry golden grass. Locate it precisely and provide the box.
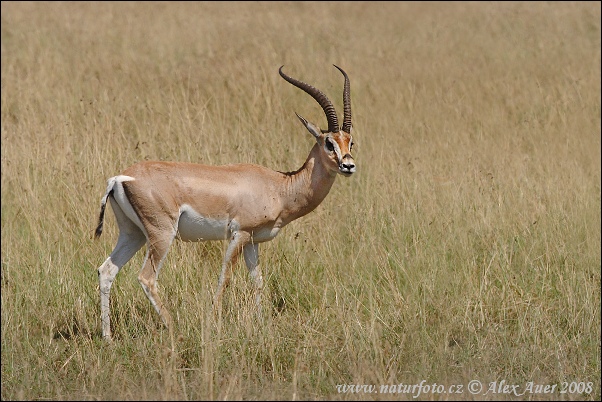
[1,1,600,400]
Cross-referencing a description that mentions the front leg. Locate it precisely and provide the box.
[243,242,263,319]
[213,231,251,308]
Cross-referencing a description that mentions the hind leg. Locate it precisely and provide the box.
[97,197,147,341]
[137,230,177,330]
[98,228,146,341]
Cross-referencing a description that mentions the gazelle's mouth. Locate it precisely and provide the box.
[339,165,356,176]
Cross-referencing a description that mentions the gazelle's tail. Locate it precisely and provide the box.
[94,177,117,239]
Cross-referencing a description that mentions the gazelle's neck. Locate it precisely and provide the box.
[279,143,337,226]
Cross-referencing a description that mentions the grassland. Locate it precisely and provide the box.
[1,1,600,400]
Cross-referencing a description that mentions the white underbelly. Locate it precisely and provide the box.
[177,205,234,241]
[251,226,281,242]
[176,204,282,243]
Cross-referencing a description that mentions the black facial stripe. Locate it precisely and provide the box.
[333,148,341,164]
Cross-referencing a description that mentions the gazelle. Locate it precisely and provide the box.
[94,65,356,340]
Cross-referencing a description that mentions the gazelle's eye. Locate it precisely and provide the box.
[325,140,335,152]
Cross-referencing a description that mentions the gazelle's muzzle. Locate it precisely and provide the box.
[339,153,356,176]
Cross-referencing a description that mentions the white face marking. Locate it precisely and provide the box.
[326,137,343,162]
[177,204,238,241]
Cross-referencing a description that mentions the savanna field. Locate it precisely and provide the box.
[1,2,600,400]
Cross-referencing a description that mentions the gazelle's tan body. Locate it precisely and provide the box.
[95,66,356,340]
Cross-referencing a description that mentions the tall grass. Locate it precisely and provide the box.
[1,1,600,400]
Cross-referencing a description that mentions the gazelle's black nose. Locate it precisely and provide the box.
[340,155,356,174]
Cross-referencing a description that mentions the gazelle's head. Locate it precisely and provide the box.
[279,65,356,177]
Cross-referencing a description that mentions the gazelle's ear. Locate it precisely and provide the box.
[295,112,322,139]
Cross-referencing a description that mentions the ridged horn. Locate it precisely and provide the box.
[279,65,339,134]
[333,65,352,133]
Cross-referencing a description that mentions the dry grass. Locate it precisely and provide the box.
[1,1,600,400]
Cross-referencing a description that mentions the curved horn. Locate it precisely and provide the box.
[279,65,339,134]
[333,65,352,133]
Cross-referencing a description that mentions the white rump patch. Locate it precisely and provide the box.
[115,175,135,182]
[108,175,146,236]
